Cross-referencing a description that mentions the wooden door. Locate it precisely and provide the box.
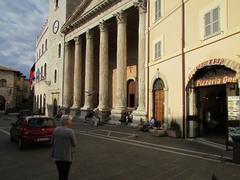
[154,90,164,125]
[127,80,136,108]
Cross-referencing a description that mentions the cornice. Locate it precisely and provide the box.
[61,0,120,34]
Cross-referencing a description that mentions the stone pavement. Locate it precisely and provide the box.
[1,114,240,180]
[72,120,233,163]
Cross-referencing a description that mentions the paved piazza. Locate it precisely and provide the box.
[0,114,240,180]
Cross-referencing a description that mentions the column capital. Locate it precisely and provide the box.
[64,41,71,48]
[74,36,82,45]
[114,10,127,24]
[86,29,94,39]
[99,20,108,32]
[134,0,147,14]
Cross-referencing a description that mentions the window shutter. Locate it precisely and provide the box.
[155,0,158,20]
[212,7,219,33]
[204,7,220,38]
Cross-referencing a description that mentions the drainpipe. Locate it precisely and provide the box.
[181,0,186,138]
[146,0,150,120]
[61,34,66,108]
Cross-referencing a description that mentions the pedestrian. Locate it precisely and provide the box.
[149,116,156,128]
[51,115,77,180]
[55,106,63,121]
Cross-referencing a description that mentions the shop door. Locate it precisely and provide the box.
[154,89,164,125]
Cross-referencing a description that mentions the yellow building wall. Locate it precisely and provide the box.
[148,0,240,132]
[149,0,182,62]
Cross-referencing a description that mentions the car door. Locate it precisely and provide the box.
[11,119,23,140]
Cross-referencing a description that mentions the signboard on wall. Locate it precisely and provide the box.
[227,96,240,148]
[227,96,240,120]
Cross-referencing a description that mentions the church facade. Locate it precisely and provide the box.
[34,0,240,138]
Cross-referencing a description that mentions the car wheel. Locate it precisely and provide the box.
[18,138,25,150]
[10,135,14,142]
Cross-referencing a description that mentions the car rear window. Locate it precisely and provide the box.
[28,118,55,128]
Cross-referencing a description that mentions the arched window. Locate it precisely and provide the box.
[36,95,39,112]
[37,53,38,59]
[54,70,57,83]
[0,79,7,87]
[43,94,46,115]
[42,44,44,54]
[56,0,59,9]
[41,66,43,79]
[58,43,61,58]
[45,39,47,50]
[40,94,42,114]
[153,78,164,90]
[39,49,41,57]
[44,63,47,78]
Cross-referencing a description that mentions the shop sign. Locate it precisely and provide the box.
[195,76,237,87]
[227,96,240,147]
[188,58,225,80]
[228,96,240,120]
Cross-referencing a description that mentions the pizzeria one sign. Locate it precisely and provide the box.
[188,58,225,80]
[195,76,237,87]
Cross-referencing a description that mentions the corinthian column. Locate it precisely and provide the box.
[133,0,147,120]
[111,10,127,121]
[63,41,74,108]
[98,21,109,111]
[82,29,94,110]
[71,36,83,109]
[115,10,127,110]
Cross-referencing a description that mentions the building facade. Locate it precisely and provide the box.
[148,0,240,138]
[0,65,30,112]
[61,0,147,122]
[35,0,240,139]
[34,0,82,116]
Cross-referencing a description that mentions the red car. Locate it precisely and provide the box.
[10,116,56,149]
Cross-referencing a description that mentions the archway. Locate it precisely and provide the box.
[53,99,58,117]
[127,79,136,108]
[0,96,6,110]
[187,63,239,143]
[153,78,165,125]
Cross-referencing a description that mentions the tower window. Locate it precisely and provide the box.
[45,39,47,50]
[55,0,59,9]
[58,43,61,58]
[44,63,47,78]
[54,70,57,83]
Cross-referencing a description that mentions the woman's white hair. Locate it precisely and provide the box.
[60,115,72,126]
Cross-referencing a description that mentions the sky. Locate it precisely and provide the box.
[0,0,49,78]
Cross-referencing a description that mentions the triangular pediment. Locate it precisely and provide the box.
[61,0,118,33]
[82,0,104,15]
[62,0,104,33]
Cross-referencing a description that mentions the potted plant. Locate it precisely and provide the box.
[167,120,181,138]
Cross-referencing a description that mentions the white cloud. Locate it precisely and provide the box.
[0,0,49,77]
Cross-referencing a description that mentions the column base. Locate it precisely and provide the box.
[81,105,93,111]
[98,109,111,123]
[62,107,70,114]
[110,108,125,124]
[132,110,147,123]
[80,109,93,121]
[70,108,81,119]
